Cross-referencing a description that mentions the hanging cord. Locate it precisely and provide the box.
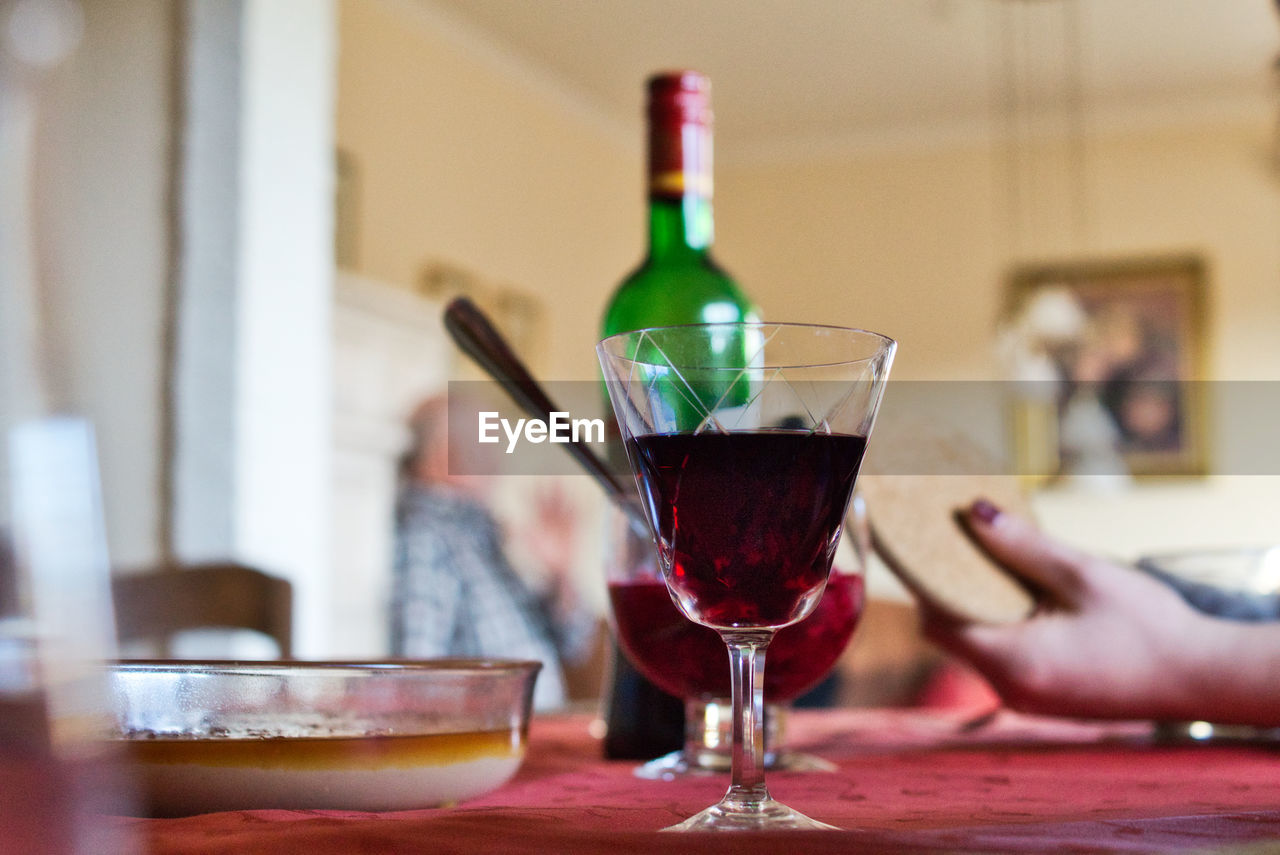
[989,0,1024,263]
[991,0,1090,261]
[1273,0,1280,178]
[1063,0,1089,253]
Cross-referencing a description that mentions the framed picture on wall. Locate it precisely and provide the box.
[1004,254,1208,481]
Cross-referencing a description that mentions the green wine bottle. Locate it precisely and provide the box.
[600,71,760,762]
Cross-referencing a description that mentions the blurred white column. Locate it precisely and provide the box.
[173,0,337,657]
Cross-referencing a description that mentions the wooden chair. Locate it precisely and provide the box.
[111,562,293,658]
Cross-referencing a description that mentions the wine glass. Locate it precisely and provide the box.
[604,502,867,778]
[597,322,895,831]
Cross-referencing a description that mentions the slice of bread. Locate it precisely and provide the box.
[857,431,1037,624]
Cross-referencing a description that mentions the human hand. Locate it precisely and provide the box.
[921,500,1220,722]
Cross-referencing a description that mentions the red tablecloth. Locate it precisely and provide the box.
[123,709,1280,854]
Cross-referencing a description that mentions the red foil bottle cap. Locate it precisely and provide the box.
[647,70,713,199]
[647,71,711,116]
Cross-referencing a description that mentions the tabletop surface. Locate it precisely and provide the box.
[123,708,1280,854]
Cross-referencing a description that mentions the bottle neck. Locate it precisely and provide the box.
[646,71,714,259]
[648,193,714,257]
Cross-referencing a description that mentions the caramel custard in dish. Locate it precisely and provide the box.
[106,660,540,815]
[120,720,526,814]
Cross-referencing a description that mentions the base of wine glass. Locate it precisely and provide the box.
[634,698,837,779]
[662,797,839,832]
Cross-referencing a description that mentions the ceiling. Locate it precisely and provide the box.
[421,0,1279,157]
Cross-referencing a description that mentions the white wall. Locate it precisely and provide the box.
[35,0,172,568]
[230,0,336,656]
[169,0,337,656]
[336,0,640,381]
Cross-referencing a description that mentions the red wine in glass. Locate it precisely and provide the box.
[609,572,864,703]
[627,430,867,629]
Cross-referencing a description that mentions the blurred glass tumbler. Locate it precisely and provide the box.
[0,420,138,853]
[2,15,136,850]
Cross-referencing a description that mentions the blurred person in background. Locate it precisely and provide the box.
[390,394,597,710]
[923,499,1280,727]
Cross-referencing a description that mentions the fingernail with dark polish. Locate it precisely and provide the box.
[970,498,1002,524]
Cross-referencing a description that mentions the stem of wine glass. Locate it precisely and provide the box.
[722,629,774,809]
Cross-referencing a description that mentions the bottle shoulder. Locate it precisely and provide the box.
[603,256,759,336]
